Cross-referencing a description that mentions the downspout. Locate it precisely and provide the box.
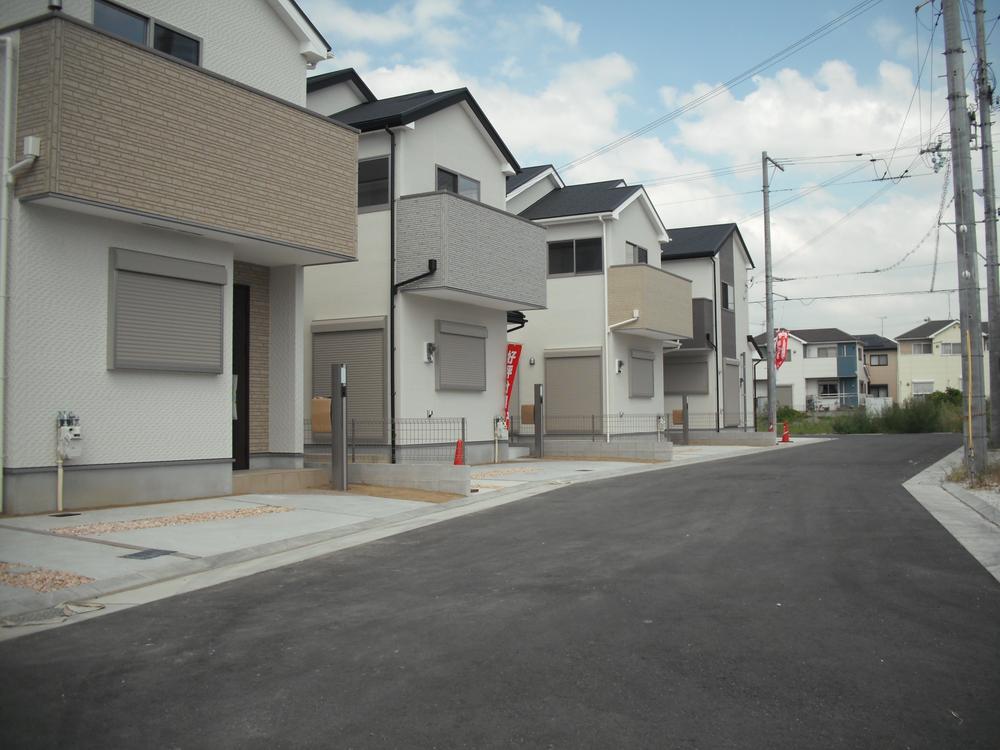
[385,127,398,463]
[1,36,18,515]
[712,255,720,432]
[601,216,610,442]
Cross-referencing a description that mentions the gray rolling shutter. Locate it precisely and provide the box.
[436,320,487,391]
[629,349,655,398]
[664,357,709,394]
[312,328,386,437]
[109,248,225,373]
[723,361,740,427]
[544,354,602,433]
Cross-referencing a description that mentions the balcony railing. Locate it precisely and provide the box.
[607,264,692,340]
[11,15,357,260]
[395,191,547,310]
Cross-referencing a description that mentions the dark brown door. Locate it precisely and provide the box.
[232,284,250,470]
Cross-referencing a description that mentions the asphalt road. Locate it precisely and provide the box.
[2,433,999,749]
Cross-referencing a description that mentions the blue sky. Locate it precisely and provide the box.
[299,0,996,337]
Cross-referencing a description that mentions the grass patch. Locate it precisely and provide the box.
[758,398,964,435]
[945,460,1000,490]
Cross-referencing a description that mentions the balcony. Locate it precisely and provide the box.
[608,264,692,340]
[11,15,357,265]
[394,191,547,310]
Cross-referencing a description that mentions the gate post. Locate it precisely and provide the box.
[533,384,544,458]
[330,363,347,491]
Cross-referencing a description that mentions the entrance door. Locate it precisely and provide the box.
[232,284,250,470]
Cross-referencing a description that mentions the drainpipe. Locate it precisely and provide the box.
[601,216,610,442]
[712,255,720,432]
[385,127,398,463]
[1,36,18,515]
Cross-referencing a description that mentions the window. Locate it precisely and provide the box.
[870,384,889,398]
[108,248,225,373]
[358,156,389,210]
[810,346,836,358]
[858,347,862,361]
[627,242,648,265]
[94,1,201,65]
[910,341,933,354]
[721,282,735,311]
[818,382,839,396]
[436,167,480,201]
[870,353,888,366]
[436,320,487,391]
[783,348,792,362]
[940,342,962,355]
[912,380,934,396]
[629,350,655,398]
[548,238,603,276]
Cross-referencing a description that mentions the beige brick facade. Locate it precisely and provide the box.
[608,264,693,339]
[14,17,358,258]
[234,261,270,455]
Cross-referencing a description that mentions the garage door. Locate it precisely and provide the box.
[313,328,386,439]
[723,362,740,427]
[544,354,602,434]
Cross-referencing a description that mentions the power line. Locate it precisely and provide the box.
[558,0,886,172]
[748,287,962,303]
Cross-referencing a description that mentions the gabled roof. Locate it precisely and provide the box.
[855,333,897,350]
[518,180,637,220]
[306,68,375,102]
[754,328,854,346]
[895,320,957,340]
[660,223,756,269]
[286,0,332,52]
[331,87,519,172]
[507,165,555,194]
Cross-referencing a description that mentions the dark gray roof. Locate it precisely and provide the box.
[754,328,855,346]
[518,180,637,220]
[855,334,897,350]
[660,223,755,269]
[306,68,375,101]
[896,320,956,340]
[507,165,554,194]
[331,88,520,171]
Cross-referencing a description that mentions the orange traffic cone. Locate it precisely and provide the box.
[781,421,791,443]
[453,438,464,465]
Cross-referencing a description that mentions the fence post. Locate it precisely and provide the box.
[682,395,690,446]
[657,414,662,443]
[330,363,348,491]
[461,417,467,465]
[351,418,355,463]
[591,414,595,442]
[533,383,544,458]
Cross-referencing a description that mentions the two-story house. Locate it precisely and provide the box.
[660,223,756,430]
[895,320,990,400]
[0,2,357,514]
[754,328,868,412]
[505,166,692,438]
[856,334,898,402]
[304,71,546,463]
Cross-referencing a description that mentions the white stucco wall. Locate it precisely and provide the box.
[269,265,304,454]
[0,0,311,105]
[6,203,234,468]
[606,199,662,268]
[306,83,368,117]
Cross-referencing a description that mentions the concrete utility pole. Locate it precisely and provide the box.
[943,0,988,476]
[762,151,784,436]
[974,0,1000,446]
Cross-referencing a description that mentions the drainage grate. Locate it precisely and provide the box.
[576,469,594,472]
[48,512,81,518]
[120,548,175,560]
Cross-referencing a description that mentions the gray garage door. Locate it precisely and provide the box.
[544,354,602,433]
[723,362,740,427]
[313,328,386,439]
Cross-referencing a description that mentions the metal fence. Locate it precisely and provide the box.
[510,413,666,441]
[313,417,466,463]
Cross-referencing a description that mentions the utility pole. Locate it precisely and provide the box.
[762,151,784,436]
[943,0,988,476]
[974,0,1000,446]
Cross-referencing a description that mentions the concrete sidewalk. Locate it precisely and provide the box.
[0,440,822,629]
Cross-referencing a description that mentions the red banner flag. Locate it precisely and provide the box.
[503,343,522,428]
[775,329,789,370]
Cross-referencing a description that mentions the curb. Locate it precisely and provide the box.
[941,481,1000,526]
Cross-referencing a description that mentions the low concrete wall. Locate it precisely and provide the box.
[347,463,471,496]
[541,439,672,461]
[670,430,774,447]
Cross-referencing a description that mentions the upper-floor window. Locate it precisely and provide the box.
[940,342,962,355]
[358,156,390,210]
[910,341,933,355]
[721,281,735,311]
[548,238,602,277]
[94,0,201,65]
[857,347,862,361]
[870,353,888,366]
[436,167,480,201]
[808,346,837,358]
[626,242,648,265]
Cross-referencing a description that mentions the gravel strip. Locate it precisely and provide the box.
[52,505,291,537]
[0,561,95,593]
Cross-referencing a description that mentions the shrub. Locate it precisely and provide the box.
[776,405,806,422]
[832,410,879,433]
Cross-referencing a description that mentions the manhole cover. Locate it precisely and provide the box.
[48,512,81,517]
[120,549,175,560]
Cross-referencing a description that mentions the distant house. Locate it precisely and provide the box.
[856,334,898,402]
[895,320,989,400]
[660,224,756,430]
[754,329,868,411]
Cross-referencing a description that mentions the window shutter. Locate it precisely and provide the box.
[436,320,487,391]
[629,349,655,398]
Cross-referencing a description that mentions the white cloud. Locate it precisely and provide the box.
[331,48,371,71]
[536,5,581,45]
[306,0,465,51]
